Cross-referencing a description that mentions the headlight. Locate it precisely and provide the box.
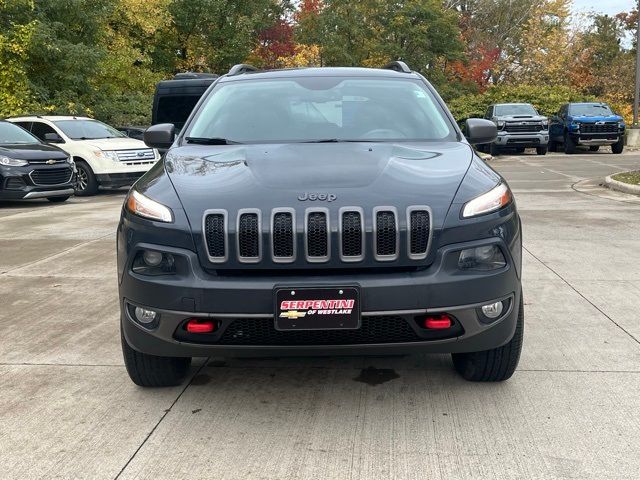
[458,245,506,271]
[0,156,28,167]
[462,182,512,218]
[126,190,173,222]
[66,157,75,165]
[496,121,505,129]
[94,150,119,161]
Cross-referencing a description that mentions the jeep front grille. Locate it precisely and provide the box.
[340,209,364,261]
[374,208,398,260]
[204,211,227,261]
[306,210,329,260]
[272,210,295,260]
[409,208,431,259]
[203,206,431,265]
[237,210,260,261]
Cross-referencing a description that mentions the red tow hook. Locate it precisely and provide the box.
[186,319,217,333]
[423,314,453,330]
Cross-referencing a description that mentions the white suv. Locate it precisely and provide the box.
[8,116,159,196]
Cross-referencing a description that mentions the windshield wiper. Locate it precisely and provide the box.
[185,136,242,145]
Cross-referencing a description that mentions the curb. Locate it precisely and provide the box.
[604,174,640,195]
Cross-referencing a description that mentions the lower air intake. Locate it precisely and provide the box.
[218,316,423,345]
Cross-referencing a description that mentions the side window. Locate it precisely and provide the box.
[484,107,493,119]
[31,122,57,141]
[13,121,32,132]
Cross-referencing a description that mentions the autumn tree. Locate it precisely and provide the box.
[0,0,36,116]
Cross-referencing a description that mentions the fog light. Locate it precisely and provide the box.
[142,250,163,267]
[132,250,176,275]
[481,302,503,319]
[134,307,158,324]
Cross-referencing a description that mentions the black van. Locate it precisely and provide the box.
[152,73,218,131]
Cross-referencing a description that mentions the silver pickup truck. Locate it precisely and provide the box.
[482,103,549,156]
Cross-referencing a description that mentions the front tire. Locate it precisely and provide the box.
[451,297,524,382]
[536,146,547,155]
[548,140,557,152]
[564,133,577,154]
[47,196,70,203]
[121,329,191,387]
[75,161,98,196]
[611,138,624,154]
[489,143,500,156]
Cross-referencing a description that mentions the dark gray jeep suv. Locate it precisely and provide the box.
[118,62,523,387]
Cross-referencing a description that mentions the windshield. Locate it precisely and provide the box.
[494,104,537,116]
[0,122,40,144]
[54,119,126,140]
[569,104,614,116]
[186,77,455,143]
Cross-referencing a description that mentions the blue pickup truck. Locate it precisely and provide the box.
[549,102,625,154]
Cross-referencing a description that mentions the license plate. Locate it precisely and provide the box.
[274,287,360,331]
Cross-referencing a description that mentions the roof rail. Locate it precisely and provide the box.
[382,61,411,73]
[173,72,218,80]
[227,64,259,76]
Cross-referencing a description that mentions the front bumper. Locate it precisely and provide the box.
[495,131,549,148]
[119,236,522,357]
[569,132,622,146]
[0,165,76,200]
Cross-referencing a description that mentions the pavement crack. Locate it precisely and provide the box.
[523,246,640,346]
[113,359,209,480]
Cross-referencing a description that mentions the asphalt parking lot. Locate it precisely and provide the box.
[1,150,640,479]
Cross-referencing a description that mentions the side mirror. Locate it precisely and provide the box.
[464,118,497,145]
[144,123,175,149]
[44,132,64,144]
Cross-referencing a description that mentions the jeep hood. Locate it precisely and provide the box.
[164,142,474,229]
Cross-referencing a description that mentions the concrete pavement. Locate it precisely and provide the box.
[1,151,639,479]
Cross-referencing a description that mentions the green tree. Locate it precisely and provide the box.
[297,0,463,91]
[166,0,285,73]
[0,0,36,116]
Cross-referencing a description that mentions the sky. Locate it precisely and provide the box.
[572,0,635,16]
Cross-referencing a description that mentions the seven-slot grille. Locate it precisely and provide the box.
[504,123,544,133]
[115,148,156,162]
[580,123,618,134]
[203,207,431,264]
[29,167,73,186]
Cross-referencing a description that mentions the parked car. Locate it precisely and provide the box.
[116,126,147,141]
[0,120,75,202]
[549,102,626,154]
[119,62,523,387]
[7,116,159,196]
[152,72,218,132]
[483,103,549,156]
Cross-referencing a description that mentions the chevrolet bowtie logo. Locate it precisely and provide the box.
[46,159,56,165]
[279,310,307,319]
